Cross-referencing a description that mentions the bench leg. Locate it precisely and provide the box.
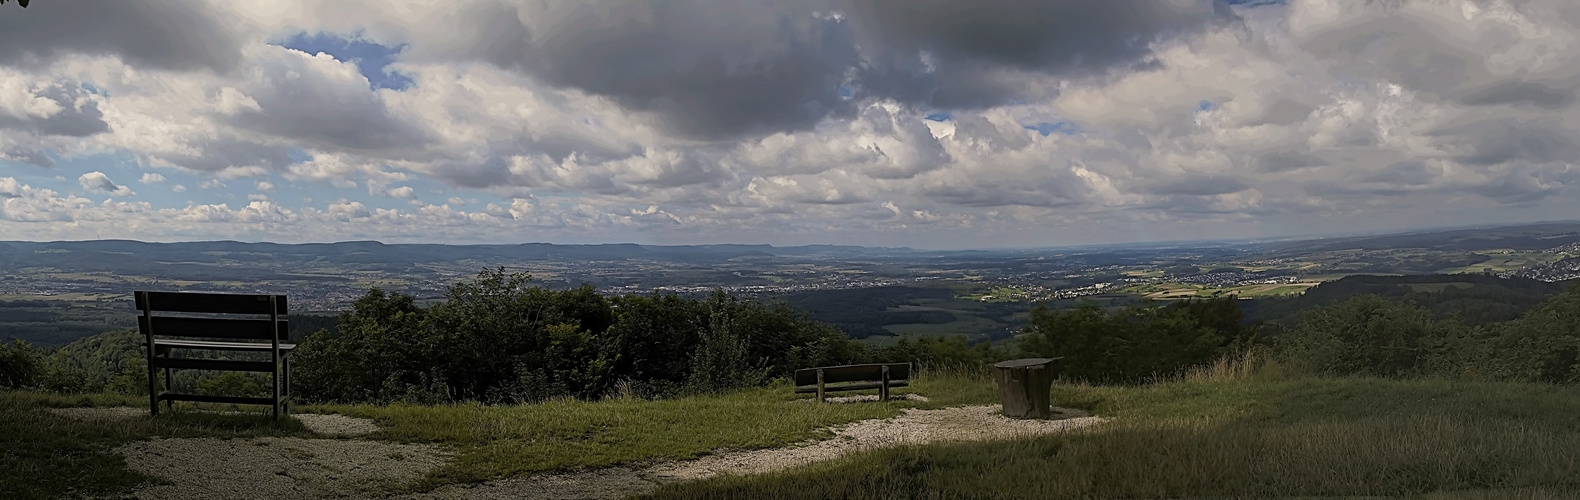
[881,365,890,402]
[282,355,290,417]
[164,367,174,412]
[817,369,825,403]
[146,356,158,417]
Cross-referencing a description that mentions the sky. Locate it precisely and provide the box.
[1,0,1579,250]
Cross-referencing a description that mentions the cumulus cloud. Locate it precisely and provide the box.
[78,172,135,197]
[139,173,166,184]
[3,0,1580,247]
[0,77,109,137]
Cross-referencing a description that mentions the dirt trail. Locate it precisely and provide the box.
[65,404,1105,499]
[406,405,1105,500]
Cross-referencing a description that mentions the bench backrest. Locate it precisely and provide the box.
[135,291,289,341]
[794,363,911,386]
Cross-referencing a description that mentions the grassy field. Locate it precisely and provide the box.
[1119,281,1320,300]
[646,365,1580,499]
[11,364,1580,499]
[311,380,990,489]
[0,376,992,498]
[869,297,1013,344]
[1435,252,1566,275]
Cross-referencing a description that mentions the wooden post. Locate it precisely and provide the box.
[816,369,825,403]
[270,295,281,421]
[992,358,1056,419]
[141,292,158,417]
[880,365,890,401]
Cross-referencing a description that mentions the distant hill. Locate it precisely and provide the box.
[0,240,925,277]
[1244,274,1573,327]
[1263,221,1580,254]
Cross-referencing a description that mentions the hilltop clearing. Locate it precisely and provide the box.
[10,367,1580,499]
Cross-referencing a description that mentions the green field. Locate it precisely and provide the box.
[1435,252,1566,274]
[648,369,1580,499]
[1119,281,1320,300]
[870,297,1016,344]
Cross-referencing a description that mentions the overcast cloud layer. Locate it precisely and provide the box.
[1,0,1578,249]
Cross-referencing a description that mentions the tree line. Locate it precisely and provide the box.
[4,268,1579,404]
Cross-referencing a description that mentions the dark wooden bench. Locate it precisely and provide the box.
[136,291,293,420]
[794,363,911,402]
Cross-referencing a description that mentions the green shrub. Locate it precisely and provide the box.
[0,339,42,389]
[291,268,870,405]
[195,372,267,397]
[1274,294,1468,378]
[1019,296,1257,383]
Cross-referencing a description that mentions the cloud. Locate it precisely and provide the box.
[5,0,1580,248]
[1458,80,1575,109]
[139,173,166,184]
[1256,151,1327,173]
[384,186,416,199]
[77,171,135,197]
[0,0,243,72]
[1152,176,1252,196]
[0,78,110,137]
[442,0,1233,141]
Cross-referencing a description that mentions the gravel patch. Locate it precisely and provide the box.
[395,467,661,500]
[116,437,450,500]
[411,404,1104,500]
[795,393,931,404]
[296,413,381,436]
[650,404,1101,481]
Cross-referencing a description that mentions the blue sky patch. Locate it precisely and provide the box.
[1223,0,1286,7]
[1199,100,1215,111]
[1025,121,1080,136]
[924,112,952,122]
[276,32,413,91]
[286,148,313,164]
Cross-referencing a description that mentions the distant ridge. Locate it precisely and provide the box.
[5,220,1580,270]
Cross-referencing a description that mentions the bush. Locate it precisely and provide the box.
[291,268,871,405]
[1019,296,1257,384]
[0,339,42,389]
[1273,294,1467,378]
[195,372,267,398]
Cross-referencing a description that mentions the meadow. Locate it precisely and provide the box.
[9,360,1580,499]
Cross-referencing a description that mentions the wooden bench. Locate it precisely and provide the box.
[136,291,294,420]
[794,363,911,402]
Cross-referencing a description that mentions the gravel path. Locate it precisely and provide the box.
[296,413,382,436]
[62,404,1104,499]
[116,437,450,500]
[407,405,1105,500]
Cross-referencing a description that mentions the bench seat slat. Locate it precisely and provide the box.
[139,316,289,341]
[150,357,276,373]
[794,363,911,386]
[137,291,286,315]
[156,391,284,406]
[148,339,296,351]
[794,380,909,394]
